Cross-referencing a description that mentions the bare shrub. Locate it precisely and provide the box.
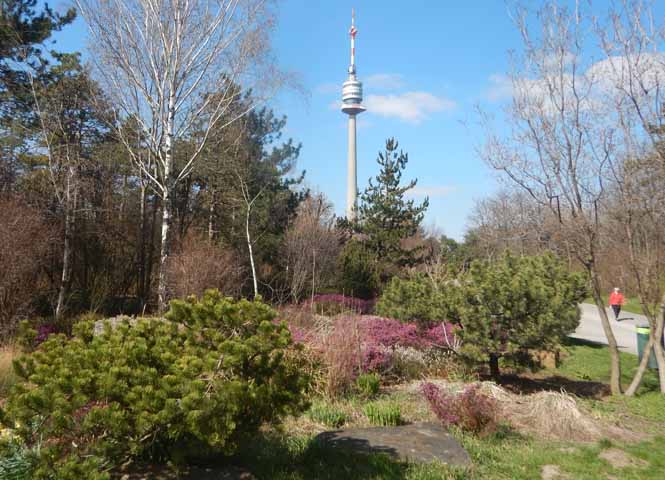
[166,234,244,300]
[0,196,53,337]
[283,193,341,302]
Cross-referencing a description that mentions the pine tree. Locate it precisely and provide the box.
[357,138,429,271]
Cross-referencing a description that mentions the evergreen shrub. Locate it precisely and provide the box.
[0,290,308,478]
[336,241,380,300]
[375,274,449,328]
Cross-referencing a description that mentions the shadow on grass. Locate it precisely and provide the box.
[495,373,610,398]
[228,432,466,480]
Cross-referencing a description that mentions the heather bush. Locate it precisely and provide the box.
[355,373,381,398]
[421,382,498,436]
[306,402,347,428]
[291,315,460,393]
[0,290,308,478]
[363,400,402,426]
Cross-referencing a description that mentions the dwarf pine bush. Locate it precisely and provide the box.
[0,290,308,478]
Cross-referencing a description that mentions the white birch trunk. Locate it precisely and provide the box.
[55,167,76,320]
[245,201,258,299]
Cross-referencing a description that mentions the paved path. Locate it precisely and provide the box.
[569,303,650,355]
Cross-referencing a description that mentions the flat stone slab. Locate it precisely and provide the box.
[315,422,471,467]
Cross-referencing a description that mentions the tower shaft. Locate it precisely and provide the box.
[346,114,358,220]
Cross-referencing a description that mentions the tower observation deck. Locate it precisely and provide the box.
[341,9,365,220]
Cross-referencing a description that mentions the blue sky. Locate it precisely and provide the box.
[47,1,582,239]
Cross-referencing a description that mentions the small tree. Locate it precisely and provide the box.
[376,274,448,329]
[336,240,379,300]
[450,253,587,378]
[357,138,429,276]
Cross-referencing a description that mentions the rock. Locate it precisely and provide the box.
[315,422,471,467]
[598,448,648,469]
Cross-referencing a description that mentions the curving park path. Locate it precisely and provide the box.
[569,303,651,355]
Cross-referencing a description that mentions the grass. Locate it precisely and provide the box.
[229,427,665,479]
[0,344,18,398]
[553,338,660,394]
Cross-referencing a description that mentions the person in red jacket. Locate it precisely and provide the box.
[609,287,625,320]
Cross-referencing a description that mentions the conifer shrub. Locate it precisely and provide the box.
[375,274,449,328]
[336,240,380,300]
[0,290,308,478]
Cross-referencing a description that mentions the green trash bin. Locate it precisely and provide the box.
[636,326,658,370]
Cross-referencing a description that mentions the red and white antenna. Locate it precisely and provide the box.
[349,8,357,71]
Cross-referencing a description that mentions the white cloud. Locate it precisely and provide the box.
[486,53,665,113]
[365,92,456,123]
[407,185,457,198]
[365,73,405,91]
[485,74,513,101]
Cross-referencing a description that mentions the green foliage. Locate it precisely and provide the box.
[376,274,448,328]
[336,240,380,299]
[306,402,347,428]
[0,290,308,477]
[355,373,381,398]
[0,437,36,480]
[450,253,588,376]
[356,138,429,273]
[363,400,402,426]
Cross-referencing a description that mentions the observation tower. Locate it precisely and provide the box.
[341,9,366,220]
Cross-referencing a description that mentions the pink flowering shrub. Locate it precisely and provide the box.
[421,382,497,436]
[285,314,461,394]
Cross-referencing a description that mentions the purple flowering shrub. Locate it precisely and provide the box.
[287,314,461,393]
[421,382,498,436]
[35,324,57,345]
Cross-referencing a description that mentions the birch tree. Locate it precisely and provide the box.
[76,0,281,310]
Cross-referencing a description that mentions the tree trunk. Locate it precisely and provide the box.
[157,94,176,312]
[489,353,500,379]
[625,334,654,396]
[208,190,215,242]
[590,267,622,395]
[653,305,665,393]
[157,190,172,312]
[245,202,258,299]
[137,183,147,309]
[144,195,158,311]
[55,169,75,320]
